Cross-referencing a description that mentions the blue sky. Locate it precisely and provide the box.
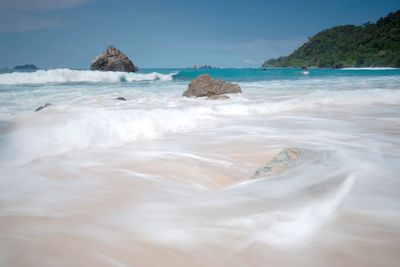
[0,0,398,68]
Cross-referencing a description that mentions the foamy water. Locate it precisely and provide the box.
[0,69,399,267]
[0,68,173,84]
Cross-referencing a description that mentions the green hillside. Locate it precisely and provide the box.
[263,10,400,68]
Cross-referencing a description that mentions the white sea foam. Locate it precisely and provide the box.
[1,84,399,163]
[257,175,356,247]
[341,67,399,70]
[0,69,173,84]
[1,106,214,162]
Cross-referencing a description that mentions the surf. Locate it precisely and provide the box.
[0,68,174,85]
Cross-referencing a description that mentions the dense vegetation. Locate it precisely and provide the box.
[263,10,400,68]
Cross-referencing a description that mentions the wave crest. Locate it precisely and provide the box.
[0,69,173,85]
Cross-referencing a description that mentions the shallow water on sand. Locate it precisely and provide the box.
[0,69,400,266]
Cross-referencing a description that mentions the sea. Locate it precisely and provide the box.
[0,67,399,266]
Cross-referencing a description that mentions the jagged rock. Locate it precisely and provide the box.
[207,95,230,100]
[90,46,138,72]
[115,97,127,101]
[35,103,52,112]
[183,74,242,97]
[252,148,301,178]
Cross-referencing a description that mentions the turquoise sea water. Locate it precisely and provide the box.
[172,67,400,81]
[0,68,399,266]
[2,67,400,81]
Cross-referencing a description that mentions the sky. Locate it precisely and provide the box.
[0,0,398,69]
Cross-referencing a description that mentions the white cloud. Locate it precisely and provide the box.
[0,0,92,32]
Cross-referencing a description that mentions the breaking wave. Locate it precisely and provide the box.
[0,69,174,84]
[2,86,400,163]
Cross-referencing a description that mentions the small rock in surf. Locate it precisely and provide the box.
[34,103,52,112]
[183,74,242,97]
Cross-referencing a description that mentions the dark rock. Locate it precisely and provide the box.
[207,95,230,100]
[183,74,242,97]
[301,66,308,70]
[115,97,127,101]
[192,65,215,69]
[332,63,344,69]
[14,64,38,70]
[35,103,52,112]
[90,46,138,72]
[198,65,213,69]
[252,148,301,178]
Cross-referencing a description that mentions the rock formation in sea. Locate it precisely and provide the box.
[90,46,138,72]
[252,148,301,178]
[192,65,214,69]
[183,74,242,97]
[14,64,38,70]
[115,97,127,101]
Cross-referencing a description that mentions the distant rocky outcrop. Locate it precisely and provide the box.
[34,103,52,112]
[193,65,214,69]
[115,97,127,101]
[183,74,242,97]
[90,46,138,72]
[252,148,301,178]
[14,64,38,70]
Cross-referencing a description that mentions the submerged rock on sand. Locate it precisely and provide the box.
[90,46,138,72]
[183,74,242,97]
[252,148,301,178]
